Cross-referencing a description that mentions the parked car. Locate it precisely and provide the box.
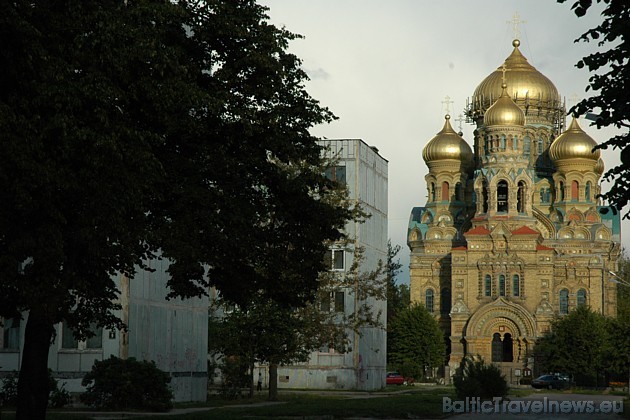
[386,372,413,385]
[531,374,569,390]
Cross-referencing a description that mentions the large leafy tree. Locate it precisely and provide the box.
[533,306,610,386]
[388,303,445,380]
[558,0,630,217]
[0,1,351,418]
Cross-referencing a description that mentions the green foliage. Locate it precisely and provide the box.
[534,306,610,386]
[388,303,445,379]
[0,370,70,408]
[81,356,173,412]
[558,0,630,217]
[453,357,508,401]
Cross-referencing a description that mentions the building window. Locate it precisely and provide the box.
[425,289,434,313]
[2,316,21,350]
[571,180,579,201]
[497,180,508,212]
[540,187,551,204]
[500,135,506,151]
[61,322,103,350]
[441,182,449,201]
[492,333,502,362]
[559,289,569,314]
[585,182,592,202]
[499,274,506,297]
[334,291,345,312]
[324,166,346,184]
[502,333,513,362]
[517,181,526,213]
[559,182,565,202]
[523,137,531,155]
[430,182,436,202]
[577,289,586,307]
[537,138,543,155]
[512,274,520,297]
[484,274,492,297]
[324,249,345,271]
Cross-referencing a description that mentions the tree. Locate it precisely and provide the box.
[607,252,630,381]
[558,0,630,217]
[452,356,508,401]
[385,240,410,367]
[0,1,351,418]
[533,306,610,386]
[388,303,445,380]
[210,246,387,401]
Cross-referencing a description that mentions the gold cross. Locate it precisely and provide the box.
[507,12,526,39]
[441,95,454,116]
[500,64,508,85]
[455,114,465,132]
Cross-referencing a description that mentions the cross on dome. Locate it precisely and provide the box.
[507,12,526,40]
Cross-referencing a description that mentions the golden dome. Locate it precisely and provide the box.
[549,117,600,162]
[595,158,605,175]
[483,83,525,126]
[469,40,563,123]
[423,115,473,163]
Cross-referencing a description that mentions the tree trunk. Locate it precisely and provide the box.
[268,363,278,401]
[16,310,54,420]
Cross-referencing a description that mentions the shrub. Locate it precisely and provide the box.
[0,370,70,408]
[453,356,508,401]
[81,356,173,412]
[0,371,18,407]
[48,369,71,408]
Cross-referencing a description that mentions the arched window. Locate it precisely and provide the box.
[513,136,518,150]
[512,274,520,297]
[523,137,531,156]
[571,180,579,201]
[585,182,592,202]
[425,289,434,313]
[492,333,502,362]
[497,180,508,212]
[559,289,569,314]
[537,138,544,154]
[441,288,451,315]
[441,182,449,201]
[500,135,506,151]
[559,182,565,202]
[577,289,587,307]
[545,188,551,203]
[484,274,492,297]
[484,137,489,155]
[517,181,526,212]
[502,333,514,362]
[499,274,506,297]
[430,183,436,202]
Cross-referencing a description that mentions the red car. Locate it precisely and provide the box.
[386,372,411,385]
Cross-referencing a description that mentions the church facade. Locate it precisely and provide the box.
[408,39,621,382]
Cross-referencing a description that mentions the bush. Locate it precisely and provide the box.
[0,370,71,408]
[81,356,173,412]
[453,356,508,401]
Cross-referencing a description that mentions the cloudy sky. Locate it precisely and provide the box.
[260,0,625,284]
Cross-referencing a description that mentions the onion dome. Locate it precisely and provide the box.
[469,40,563,123]
[594,158,605,176]
[422,115,473,165]
[483,83,525,126]
[550,117,600,161]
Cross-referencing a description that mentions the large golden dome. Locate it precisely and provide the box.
[423,115,473,164]
[469,40,563,126]
[549,117,600,162]
[483,83,525,126]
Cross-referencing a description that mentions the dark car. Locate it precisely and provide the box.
[386,372,413,385]
[531,374,568,390]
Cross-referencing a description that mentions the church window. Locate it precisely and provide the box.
[517,181,526,212]
[523,137,531,156]
[2,316,20,349]
[571,181,579,201]
[430,182,436,202]
[497,180,508,212]
[577,289,586,308]
[558,182,565,202]
[484,275,491,297]
[540,187,551,203]
[513,136,518,150]
[585,182,592,202]
[559,289,569,314]
[441,182,449,201]
[484,137,489,155]
[492,333,502,362]
[61,322,103,350]
[499,275,506,296]
[441,288,451,314]
[500,135,506,151]
[537,138,543,155]
[502,333,514,362]
[425,289,435,313]
[324,249,345,271]
[324,166,346,184]
[512,274,520,297]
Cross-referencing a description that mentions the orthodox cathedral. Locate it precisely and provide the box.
[408,38,621,379]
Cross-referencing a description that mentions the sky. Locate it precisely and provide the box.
[259,0,626,284]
